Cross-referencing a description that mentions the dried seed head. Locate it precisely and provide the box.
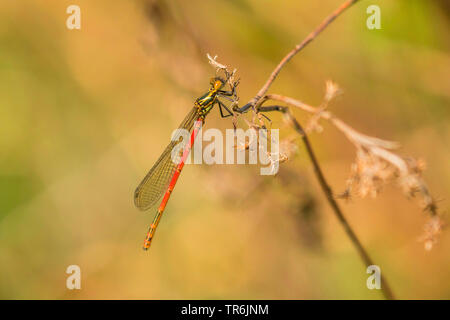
[324,80,342,103]
[419,216,444,251]
[279,137,298,160]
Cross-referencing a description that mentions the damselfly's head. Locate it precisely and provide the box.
[209,77,225,91]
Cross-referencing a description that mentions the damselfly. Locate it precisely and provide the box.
[134,76,238,250]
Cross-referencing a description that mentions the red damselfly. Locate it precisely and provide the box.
[134,76,237,250]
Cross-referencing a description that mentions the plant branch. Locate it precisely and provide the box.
[227,0,400,299]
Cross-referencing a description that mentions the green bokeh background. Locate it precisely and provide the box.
[0,0,449,299]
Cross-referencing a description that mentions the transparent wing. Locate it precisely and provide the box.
[134,107,199,211]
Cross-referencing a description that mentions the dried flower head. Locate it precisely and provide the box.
[324,80,342,103]
[206,53,238,87]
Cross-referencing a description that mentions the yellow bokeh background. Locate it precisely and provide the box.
[0,0,449,299]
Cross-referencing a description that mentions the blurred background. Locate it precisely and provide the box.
[0,0,449,299]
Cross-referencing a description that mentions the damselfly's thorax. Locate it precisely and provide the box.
[195,77,227,118]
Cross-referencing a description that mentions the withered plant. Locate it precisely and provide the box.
[206,0,444,300]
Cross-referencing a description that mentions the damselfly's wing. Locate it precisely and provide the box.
[134,107,199,211]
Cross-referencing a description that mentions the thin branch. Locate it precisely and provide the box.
[247,0,361,107]
[258,105,395,300]
[228,0,400,299]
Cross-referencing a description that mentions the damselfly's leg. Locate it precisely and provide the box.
[218,100,234,118]
[258,105,289,124]
[218,90,234,96]
[218,78,240,97]
[143,209,163,249]
[258,105,287,113]
[232,102,273,124]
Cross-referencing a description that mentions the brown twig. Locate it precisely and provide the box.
[255,104,395,300]
[248,0,361,107]
[229,0,399,299]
